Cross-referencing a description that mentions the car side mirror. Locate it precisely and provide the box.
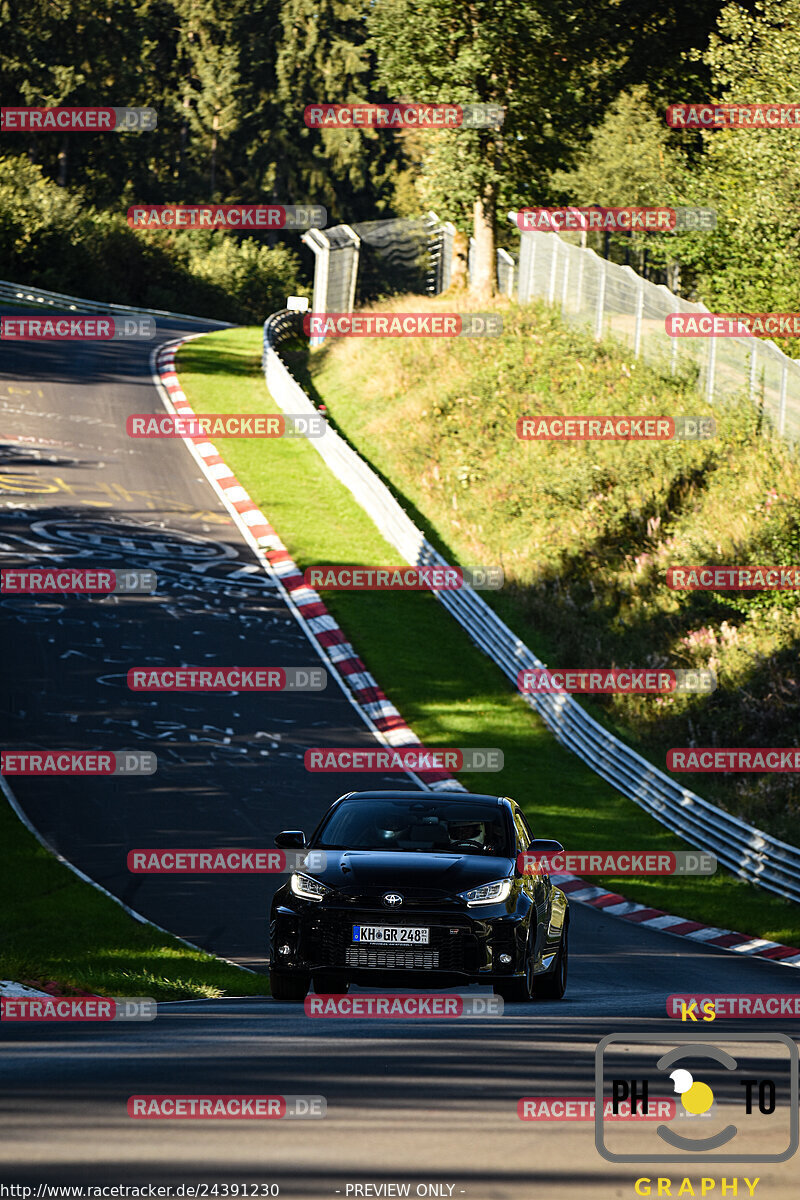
[275,830,306,848]
[527,839,564,854]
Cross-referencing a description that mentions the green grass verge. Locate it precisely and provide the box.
[0,787,269,999]
[174,325,800,948]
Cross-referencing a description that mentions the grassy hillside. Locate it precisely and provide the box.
[306,294,800,847]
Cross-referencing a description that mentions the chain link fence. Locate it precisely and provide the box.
[302,214,455,345]
[506,218,800,443]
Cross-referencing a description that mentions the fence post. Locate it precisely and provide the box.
[497,248,515,297]
[560,248,570,310]
[511,215,537,305]
[594,258,607,341]
[705,332,717,404]
[779,362,788,436]
[302,228,330,348]
[749,343,758,402]
[547,235,559,305]
[633,278,645,359]
[341,224,361,314]
[574,246,585,315]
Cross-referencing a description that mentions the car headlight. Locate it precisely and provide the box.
[290,872,331,902]
[457,878,513,907]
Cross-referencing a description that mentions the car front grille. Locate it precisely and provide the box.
[345,946,440,970]
[308,914,471,971]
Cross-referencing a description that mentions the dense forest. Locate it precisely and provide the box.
[1,0,798,324]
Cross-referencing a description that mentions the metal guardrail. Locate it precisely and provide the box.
[263,309,800,905]
[0,279,234,326]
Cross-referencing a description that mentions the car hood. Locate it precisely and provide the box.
[308,850,513,891]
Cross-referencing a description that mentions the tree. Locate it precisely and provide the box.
[367,0,726,297]
[674,0,800,340]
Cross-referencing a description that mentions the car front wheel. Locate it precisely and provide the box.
[312,974,350,995]
[269,970,310,1003]
[534,921,568,1000]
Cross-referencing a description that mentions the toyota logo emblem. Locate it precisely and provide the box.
[382,892,404,908]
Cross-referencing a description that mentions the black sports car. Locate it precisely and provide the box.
[269,790,569,1003]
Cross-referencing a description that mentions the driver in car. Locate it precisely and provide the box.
[447,820,486,852]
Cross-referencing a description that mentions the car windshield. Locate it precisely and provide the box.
[315,799,511,855]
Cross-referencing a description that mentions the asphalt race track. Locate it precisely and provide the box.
[2,320,800,1198]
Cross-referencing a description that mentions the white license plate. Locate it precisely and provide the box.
[352,925,430,945]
